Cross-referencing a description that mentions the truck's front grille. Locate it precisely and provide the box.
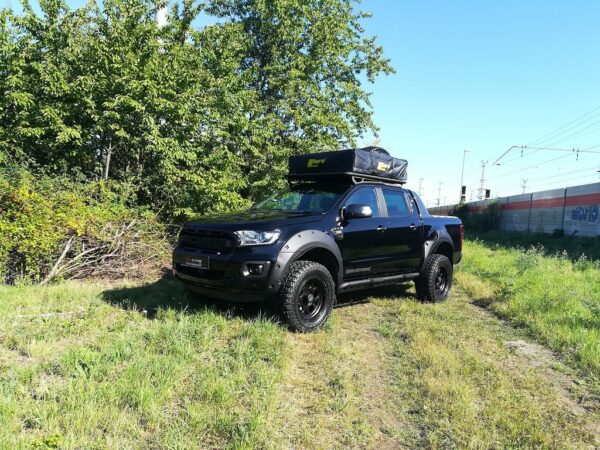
[178,229,236,254]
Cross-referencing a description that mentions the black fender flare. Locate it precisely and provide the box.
[423,228,455,269]
[266,230,343,293]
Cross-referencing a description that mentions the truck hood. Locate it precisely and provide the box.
[184,209,326,231]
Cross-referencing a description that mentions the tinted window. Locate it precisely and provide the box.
[344,188,380,217]
[382,189,410,216]
[253,185,346,213]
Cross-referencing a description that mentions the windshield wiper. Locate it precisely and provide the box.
[285,210,317,214]
[251,208,318,214]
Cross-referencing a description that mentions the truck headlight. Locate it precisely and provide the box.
[234,230,280,246]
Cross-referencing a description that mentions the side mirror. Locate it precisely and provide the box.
[343,204,373,219]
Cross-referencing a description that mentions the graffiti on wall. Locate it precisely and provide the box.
[431,184,600,236]
[571,205,599,223]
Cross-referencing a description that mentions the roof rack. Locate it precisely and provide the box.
[286,172,406,188]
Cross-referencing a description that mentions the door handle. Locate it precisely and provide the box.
[376,225,387,232]
[409,224,417,231]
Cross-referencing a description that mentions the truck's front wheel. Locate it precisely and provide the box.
[279,260,335,332]
[415,254,453,302]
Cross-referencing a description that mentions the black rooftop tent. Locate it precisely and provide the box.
[288,147,407,185]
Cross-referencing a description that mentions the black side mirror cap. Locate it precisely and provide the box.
[343,204,373,219]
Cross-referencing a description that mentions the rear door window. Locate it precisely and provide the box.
[382,189,411,217]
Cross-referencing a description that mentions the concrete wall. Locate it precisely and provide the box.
[563,183,600,237]
[529,188,565,234]
[504,194,531,233]
[428,182,600,237]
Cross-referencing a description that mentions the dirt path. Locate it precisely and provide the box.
[272,302,411,449]
[271,284,600,449]
[467,300,600,443]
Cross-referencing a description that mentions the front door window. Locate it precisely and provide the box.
[344,188,380,217]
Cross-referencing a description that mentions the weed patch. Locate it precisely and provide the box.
[0,279,286,449]
[460,238,600,384]
[376,290,598,448]
[1,273,598,447]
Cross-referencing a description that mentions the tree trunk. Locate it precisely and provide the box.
[104,140,112,181]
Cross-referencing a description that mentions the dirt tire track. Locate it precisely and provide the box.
[271,302,408,449]
[271,282,600,449]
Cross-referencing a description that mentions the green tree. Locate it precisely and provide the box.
[0,0,393,218]
[206,0,394,197]
[0,0,92,170]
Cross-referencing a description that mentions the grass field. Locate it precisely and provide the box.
[0,281,287,449]
[0,237,599,448]
[460,234,600,380]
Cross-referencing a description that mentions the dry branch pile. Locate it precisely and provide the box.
[41,220,174,284]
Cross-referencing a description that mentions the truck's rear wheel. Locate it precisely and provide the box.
[279,260,335,332]
[415,254,453,302]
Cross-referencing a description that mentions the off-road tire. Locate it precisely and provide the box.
[415,254,453,302]
[279,260,335,332]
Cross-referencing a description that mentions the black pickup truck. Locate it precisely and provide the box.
[173,147,463,332]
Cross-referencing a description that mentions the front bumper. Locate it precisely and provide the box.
[172,246,277,302]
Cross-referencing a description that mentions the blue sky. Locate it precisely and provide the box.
[359,0,600,205]
[3,0,600,206]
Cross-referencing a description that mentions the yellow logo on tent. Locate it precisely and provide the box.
[377,161,390,171]
[307,158,326,168]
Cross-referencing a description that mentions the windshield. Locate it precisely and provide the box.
[253,185,347,213]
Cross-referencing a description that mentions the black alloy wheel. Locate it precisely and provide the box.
[279,260,336,332]
[297,279,326,320]
[434,266,448,295]
[415,254,453,302]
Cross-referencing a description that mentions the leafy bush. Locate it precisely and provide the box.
[467,230,600,263]
[514,245,544,272]
[0,166,171,283]
[450,201,501,233]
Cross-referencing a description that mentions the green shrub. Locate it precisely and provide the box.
[467,230,600,263]
[0,166,170,283]
[514,245,544,272]
[450,201,501,233]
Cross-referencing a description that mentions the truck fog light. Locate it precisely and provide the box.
[242,262,265,277]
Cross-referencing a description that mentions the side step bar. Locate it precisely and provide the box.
[337,272,419,293]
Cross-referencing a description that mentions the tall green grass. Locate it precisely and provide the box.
[460,238,600,379]
[0,280,286,449]
[2,240,599,448]
[377,292,597,449]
